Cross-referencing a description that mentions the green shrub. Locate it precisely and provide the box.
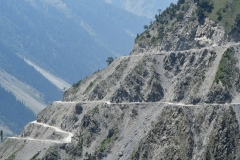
[92,105,99,115]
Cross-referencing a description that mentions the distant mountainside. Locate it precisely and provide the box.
[0,42,62,105]
[0,85,35,135]
[105,0,178,18]
[0,0,149,83]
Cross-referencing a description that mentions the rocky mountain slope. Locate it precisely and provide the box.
[1,0,240,159]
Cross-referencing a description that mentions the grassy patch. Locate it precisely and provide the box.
[206,0,240,32]
[214,48,237,86]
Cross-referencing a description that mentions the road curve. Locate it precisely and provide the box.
[31,121,74,143]
[8,121,74,144]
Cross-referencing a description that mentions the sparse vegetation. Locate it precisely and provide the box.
[73,80,82,88]
[110,58,130,80]
[135,0,193,46]
[6,144,25,160]
[94,111,124,156]
[135,32,146,43]
[84,153,97,160]
[30,151,40,160]
[98,126,119,153]
[204,0,240,32]
[77,133,84,156]
[92,105,99,115]
[44,147,52,156]
[214,48,237,86]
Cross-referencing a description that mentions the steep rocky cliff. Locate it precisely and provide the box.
[1,0,240,159]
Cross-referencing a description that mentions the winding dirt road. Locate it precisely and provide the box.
[9,120,74,144]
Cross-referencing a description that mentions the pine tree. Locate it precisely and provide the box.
[106,57,114,66]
